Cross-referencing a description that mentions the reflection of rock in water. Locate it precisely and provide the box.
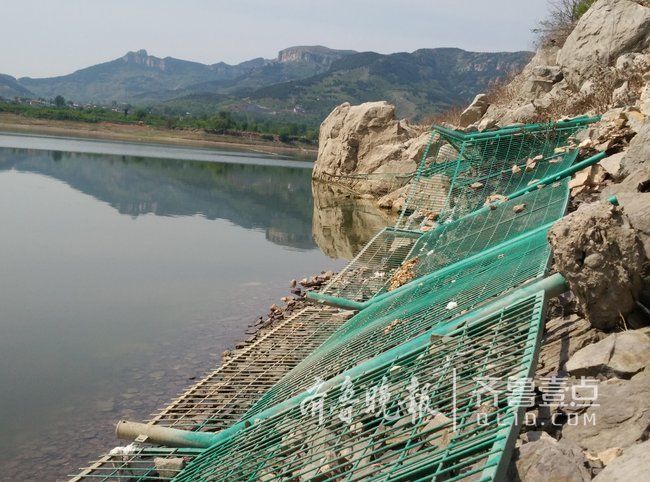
[312,181,396,260]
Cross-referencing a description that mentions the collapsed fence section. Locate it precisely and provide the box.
[396,117,598,228]
[316,180,569,306]
[69,447,202,482]
[146,306,349,433]
[70,118,606,482]
[316,117,597,309]
[247,224,554,418]
[173,292,546,482]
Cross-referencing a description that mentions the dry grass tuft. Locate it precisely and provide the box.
[425,106,464,126]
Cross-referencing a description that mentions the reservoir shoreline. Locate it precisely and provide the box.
[0,113,317,158]
[0,141,345,481]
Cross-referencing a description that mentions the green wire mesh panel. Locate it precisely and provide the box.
[246,227,552,417]
[320,180,569,303]
[70,447,201,481]
[173,292,545,482]
[401,179,568,283]
[319,228,423,302]
[396,118,595,229]
[318,119,593,306]
[399,142,576,230]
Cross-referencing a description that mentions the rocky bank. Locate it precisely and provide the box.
[312,0,650,479]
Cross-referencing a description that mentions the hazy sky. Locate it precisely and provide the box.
[2,0,551,78]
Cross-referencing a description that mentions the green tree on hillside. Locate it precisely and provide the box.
[134,108,148,121]
[54,95,66,108]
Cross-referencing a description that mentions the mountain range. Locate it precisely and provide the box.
[1,46,533,123]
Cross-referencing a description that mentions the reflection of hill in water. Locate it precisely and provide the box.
[0,148,316,250]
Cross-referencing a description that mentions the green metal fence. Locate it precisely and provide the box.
[70,118,608,482]
[316,116,597,309]
[315,180,569,306]
[173,292,546,481]
[162,118,605,481]
[245,223,553,418]
[397,117,598,228]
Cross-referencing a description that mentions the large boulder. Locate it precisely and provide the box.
[602,121,650,256]
[548,202,647,330]
[557,0,650,88]
[510,436,591,482]
[593,440,650,481]
[459,94,490,127]
[562,369,650,453]
[566,329,650,378]
[313,102,429,195]
[499,102,539,125]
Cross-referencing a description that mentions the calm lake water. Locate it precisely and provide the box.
[0,134,355,481]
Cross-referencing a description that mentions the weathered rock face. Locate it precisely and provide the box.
[562,369,650,453]
[557,0,650,87]
[548,202,647,329]
[566,329,650,378]
[459,94,489,127]
[599,122,650,257]
[313,102,429,195]
[537,314,604,377]
[471,0,650,131]
[521,65,564,99]
[593,440,650,481]
[510,436,591,482]
[621,120,650,173]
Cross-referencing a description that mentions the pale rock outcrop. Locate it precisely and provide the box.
[459,94,490,127]
[499,102,539,125]
[611,80,631,107]
[548,202,647,330]
[313,101,429,195]
[599,151,625,180]
[615,52,649,71]
[557,0,650,87]
[593,440,650,481]
[478,1,650,128]
[566,329,650,378]
[562,369,650,453]
[527,44,562,70]
[520,65,564,99]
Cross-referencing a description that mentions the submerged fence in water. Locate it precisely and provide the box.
[71,116,604,481]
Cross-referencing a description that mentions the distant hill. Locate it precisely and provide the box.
[14,47,355,104]
[0,74,32,98]
[241,48,533,120]
[3,46,532,123]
